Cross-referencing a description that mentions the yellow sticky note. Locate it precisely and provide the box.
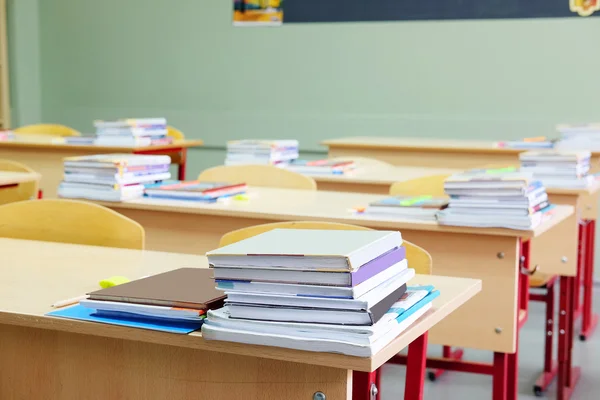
[99,276,131,289]
[233,194,250,201]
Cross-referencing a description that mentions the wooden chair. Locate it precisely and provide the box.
[389,174,451,197]
[13,124,80,137]
[219,221,431,275]
[0,159,39,204]
[329,156,393,168]
[199,165,317,191]
[0,199,144,249]
[167,126,185,140]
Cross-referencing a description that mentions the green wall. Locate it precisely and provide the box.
[6,0,41,126]
[16,0,596,174]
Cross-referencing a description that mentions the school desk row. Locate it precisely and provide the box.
[0,238,481,400]
[0,134,203,196]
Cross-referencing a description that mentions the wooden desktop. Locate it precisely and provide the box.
[0,238,481,400]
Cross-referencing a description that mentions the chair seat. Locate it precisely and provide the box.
[530,272,556,288]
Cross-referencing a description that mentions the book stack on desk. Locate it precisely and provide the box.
[144,180,248,202]
[0,130,14,141]
[284,159,356,175]
[48,269,226,334]
[202,229,439,357]
[225,140,299,166]
[93,118,173,147]
[364,195,449,221]
[520,150,594,189]
[58,153,171,201]
[556,123,600,151]
[437,168,555,230]
[495,137,555,149]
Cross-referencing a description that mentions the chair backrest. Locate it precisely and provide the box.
[389,174,451,197]
[219,221,432,275]
[329,156,393,168]
[198,165,317,190]
[0,199,145,249]
[167,126,185,140]
[0,159,39,204]
[13,124,81,137]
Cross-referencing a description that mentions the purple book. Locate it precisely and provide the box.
[213,246,407,287]
[350,246,406,286]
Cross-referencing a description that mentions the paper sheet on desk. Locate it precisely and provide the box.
[46,304,203,334]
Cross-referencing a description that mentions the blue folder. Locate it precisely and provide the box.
[46,304,203,334]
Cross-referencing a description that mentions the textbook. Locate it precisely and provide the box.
[145,180,247,201]
[202,286,439,356]
[520,150,594,189]
[58,182,145,202]
[227,283,407,325]
[216,258,408,298]
[285,159,355,175]
[64,154,172,168]
[207,229,402,272]
[225,139,299,165]
[88,268,226,310]
[365,195,448,221]
[495,137,555,149]
[225,268,414,311]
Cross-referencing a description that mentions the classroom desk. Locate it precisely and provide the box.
[0,238,480,400]
[0,135,203,197]
[323,136,600,173]
[314,164,460,194]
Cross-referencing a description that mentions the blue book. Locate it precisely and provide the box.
[46,304,203,334]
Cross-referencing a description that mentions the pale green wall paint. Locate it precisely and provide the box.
[6,0,41,127]
[8,1,600,274]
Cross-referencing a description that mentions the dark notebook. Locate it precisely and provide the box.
[228,284,407,326]
[88,268,226,310]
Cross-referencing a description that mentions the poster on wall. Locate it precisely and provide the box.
[281,0,599,23]
[233,0,283,26]
[571,0,600,16]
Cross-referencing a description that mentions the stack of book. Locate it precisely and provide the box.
[363,195,449,222]
[495,137,555,149]
[0,130,14,141]
[225,140,299,166]
[144,180,248,202]
[58,153,171,201]
[202,229,438,357]
[520,150,594,189]
[284,159,355,175]
[93,118,173,147]
[436,168,554,230]
[48,269,225,334]
[556,123,600,151]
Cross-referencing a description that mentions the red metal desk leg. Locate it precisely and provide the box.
[574,223,585,314]
[581,220,598,341]
[405,332,428,400]
[353,370,378,400]
[178,148,188,180]
[493,352,508,400]
[557,276,580,400]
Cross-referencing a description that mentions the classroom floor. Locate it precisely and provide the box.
[381,287,600,399]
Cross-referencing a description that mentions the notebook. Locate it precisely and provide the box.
[225,269,414,310]
[64,154,172,168]
[87,268,225,310]
[207,229,402,272]
[144,180,247,200]
[227,284,407,326]
[213,246,406,287]
[216,258,408,298]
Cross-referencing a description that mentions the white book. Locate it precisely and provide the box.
[217,259,408,299]
[64,172,170,186]
[64,154,172,168]
[207,229,402,272]
[58,183,144,202]
[94,118,167,129]
[202,302,432,357]
[226,269,414,310]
